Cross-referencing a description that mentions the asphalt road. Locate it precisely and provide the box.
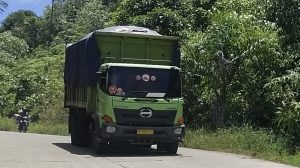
[0,131,295,168]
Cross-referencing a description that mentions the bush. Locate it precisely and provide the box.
[0,117,16,131]
[0,31,29,58]
[184,127,290,158]
[28,122,68,136]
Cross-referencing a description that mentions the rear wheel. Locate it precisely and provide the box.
[70,112,79,145]
[18,123,22,132]
[22,125,27,133]
[70,108,91,146]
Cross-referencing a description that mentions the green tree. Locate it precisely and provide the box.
[12,44,66,121]
[0,31,29,58]
[0,52,16,117]
[0,10,45,49]
[103,0,120,10]
[268,0,300,46]
[113,0,214,36]
[22,16,45,49]
[265,0,300,145]
[0,10,36,33]
[75,0,110,33]
[182,0,283,128]
[266,68,300,148]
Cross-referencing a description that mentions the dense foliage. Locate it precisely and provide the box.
[0,0,299,149]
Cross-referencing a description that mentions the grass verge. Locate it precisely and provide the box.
[28,122,68,136]
[0,117,68,136]
[0,117,16,131]
[183,127,300,167]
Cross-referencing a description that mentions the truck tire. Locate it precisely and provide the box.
[92,126,107,154]
[71,109,91,146]
[92,138,105,154]
[157,143,166,151]
[166,142,178,154]
[70,113,79,146]
[77,110,91,146]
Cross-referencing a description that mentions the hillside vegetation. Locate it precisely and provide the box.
[0,0,299,164]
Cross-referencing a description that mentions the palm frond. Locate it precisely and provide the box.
[0,1,8,13]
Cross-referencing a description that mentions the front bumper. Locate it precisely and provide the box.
[98,123,185,144]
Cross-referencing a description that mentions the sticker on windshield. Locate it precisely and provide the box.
[142,74,150,81]
[146,93,166,97]
[117,88,123,93]
[151,75,156,81]
[109,85,117,94]
[136,75,141,80]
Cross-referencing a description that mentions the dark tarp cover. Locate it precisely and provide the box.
[64,33,100,87]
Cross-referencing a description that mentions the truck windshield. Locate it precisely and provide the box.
[107,67,181,98]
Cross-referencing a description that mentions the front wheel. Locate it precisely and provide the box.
[92,132,108,154]
[166,142,178,154]
[157,142,178,154]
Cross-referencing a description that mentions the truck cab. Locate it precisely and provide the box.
[95,63,184,153]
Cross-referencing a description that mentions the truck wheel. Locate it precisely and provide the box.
[92,138,101,154]
[76,111,91,146]
[157,143,166,151]
[71,110,91,146]
[142,145,152,149]
[166,142,178,154]
[92,131,107,154]
[71,113,79,146]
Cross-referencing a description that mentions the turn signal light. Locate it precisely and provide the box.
[102,115,113,123]
[177,116,184,125]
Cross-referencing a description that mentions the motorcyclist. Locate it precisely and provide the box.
[17,108,29,132]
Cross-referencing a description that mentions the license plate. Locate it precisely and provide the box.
[137,129,154,135]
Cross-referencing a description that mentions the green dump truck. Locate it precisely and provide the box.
[64,26,184,154]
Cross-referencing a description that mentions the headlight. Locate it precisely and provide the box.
[106,126,116,133]
[173,128,183,135]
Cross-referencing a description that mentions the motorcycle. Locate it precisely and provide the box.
[14,114,30,133]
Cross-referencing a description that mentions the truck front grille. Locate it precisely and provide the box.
[114,108,176,127]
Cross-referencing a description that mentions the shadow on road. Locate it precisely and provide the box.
[53,143,180,157]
